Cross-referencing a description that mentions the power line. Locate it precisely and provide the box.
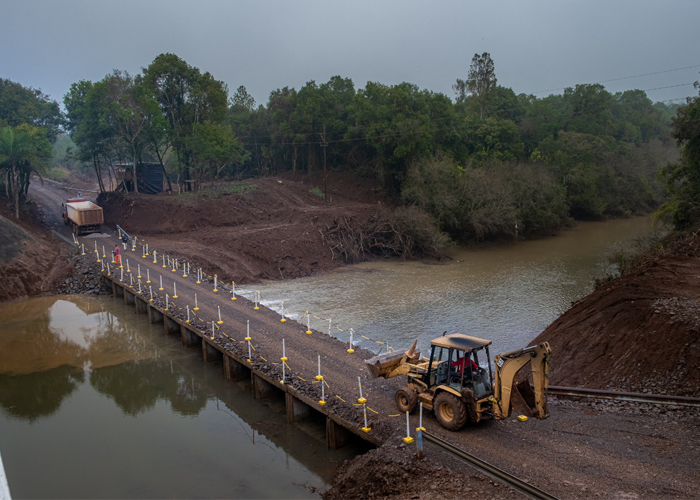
[529,64,700,94]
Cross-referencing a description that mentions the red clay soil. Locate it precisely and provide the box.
[98,174,384,284]
[0,200,73,303]
[531,232,700,397]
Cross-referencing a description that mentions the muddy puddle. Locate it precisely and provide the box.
[0,296,366,498]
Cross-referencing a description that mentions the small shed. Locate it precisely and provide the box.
[114,162,164,194]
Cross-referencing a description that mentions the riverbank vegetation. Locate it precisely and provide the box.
[3,53,696,247]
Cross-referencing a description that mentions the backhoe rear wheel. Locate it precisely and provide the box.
[395,387,418,413]
[434,392,467,431]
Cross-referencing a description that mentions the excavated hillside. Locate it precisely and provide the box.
[532,232,700,397]
[97,174,385,285]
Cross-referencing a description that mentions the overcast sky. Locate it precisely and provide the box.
[2,0,699,108]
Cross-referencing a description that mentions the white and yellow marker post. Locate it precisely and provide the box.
[245,320,252,363]
[316,355,325,406]
[305,311,312,335]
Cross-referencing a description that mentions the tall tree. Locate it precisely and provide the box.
[659,83,700,229]
[0,125,51,219]
[453,52,497,119]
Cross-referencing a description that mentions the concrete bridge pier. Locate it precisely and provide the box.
[285,393,312,422]
[164,315,180,335]
[124,289,135,306]
[135,296,147,314]
[224,355,249,381]
[326,418,352,450]
[180,325,201,348]
[202,340,223,363]
[252,373,277,400]
[148,304,163,324]
[112,282,124,298]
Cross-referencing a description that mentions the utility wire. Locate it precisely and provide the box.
[529,64,700,94]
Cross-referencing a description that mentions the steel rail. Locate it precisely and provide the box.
[547,386,700,408]
[423,431,558,500]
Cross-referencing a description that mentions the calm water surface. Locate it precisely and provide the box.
[0,296,364,499]
[252,216,657,355]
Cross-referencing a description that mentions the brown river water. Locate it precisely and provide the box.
[0,216,656,498]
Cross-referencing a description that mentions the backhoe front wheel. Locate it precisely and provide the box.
[434,392,467,431]
[395,387,418,413]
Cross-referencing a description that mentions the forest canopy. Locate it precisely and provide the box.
[1,52,685,240]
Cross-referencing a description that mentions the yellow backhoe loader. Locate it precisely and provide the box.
[365,333,551,431]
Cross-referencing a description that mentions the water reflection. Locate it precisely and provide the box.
[89,359,208,416]
[0,365,84,422]
[0,295,361,498]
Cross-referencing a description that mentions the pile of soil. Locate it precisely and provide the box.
[324,442,514,500]
[532,232,700,397]
[98,174,384,284]
[0,200,73,303]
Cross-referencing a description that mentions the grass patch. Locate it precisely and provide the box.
[310,186,324,198]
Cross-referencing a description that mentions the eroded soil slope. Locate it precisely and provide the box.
[532,233,700,396]
[98,174,383,284]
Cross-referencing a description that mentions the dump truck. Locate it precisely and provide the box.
[61,198,104,236]
[366,333,551,431]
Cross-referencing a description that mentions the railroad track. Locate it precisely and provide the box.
[547,386,700,408]
[423,431,558,500]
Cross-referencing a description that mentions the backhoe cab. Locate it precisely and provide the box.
[365,334,551,431]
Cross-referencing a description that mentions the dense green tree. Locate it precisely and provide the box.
[188,122,248,186]
[453,52,497,119]
[0,124,51,219]
[143,53,228,189]
[659,84,700,229]
[0,79,63,141]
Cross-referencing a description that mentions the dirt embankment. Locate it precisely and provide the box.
[0,200,73,303]
[531,232,700,397]
[98,174,385,284]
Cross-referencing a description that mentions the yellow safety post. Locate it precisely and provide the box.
[126,259,131,273]
[217,305,223,325]
[95,251,101,264]
[119,267,124,282]
[164,294,169,311]
[254,290,260,310]
[196,268,201,284]
[81,244,86,256]
[316,355,326,406]
[153,249,157,264]
[357,376,367,404]
[137,264,141,279]
[183,262,188,278]
[171,258,177,273]
[245,320,252,362]
[129,274,134,288]
[280,301,286,323]
[416,402,426,432]
[173,282,178,299]
[305,311,312,335]
[210,321,215,340]
[185,305,190,323]
[102,245,106,259]
[281,339,287,384]
[361,404,371,433]
[213,274,219,293]
[194,293,199,311]
[137,280,143,295]
[231,281,237,301]
[146,268,151,284]
[142,245,146,258]
[162,255,167,268]
[106,263,110,276]
[347,328,355,354]
[158,276,164,291]
[403,412,414,444]
[149,286,154,302]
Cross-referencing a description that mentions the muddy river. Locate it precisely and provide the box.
[0,296,366,498]
[0,216,656,498]
[253,216,658,355]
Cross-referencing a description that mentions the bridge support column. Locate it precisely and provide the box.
[164,315,180,335]
[203,341,223,363]
[148,305,163,324]
[326,418,352,450]
[252,373,275,399]
[135,296,147,314]
[224,355,248,381]
[180,325,201,348]
[112,282,123,298]
[286,393,312,422]
[124,289,135,306]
